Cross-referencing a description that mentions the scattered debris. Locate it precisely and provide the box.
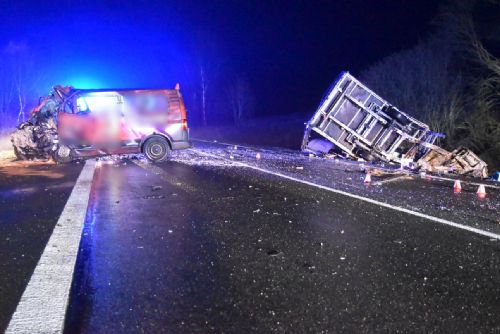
[489,172,500,182]
[418,146,488,178]
[143,194,165,199]
[267,249,282,257]
[302,72,488,178]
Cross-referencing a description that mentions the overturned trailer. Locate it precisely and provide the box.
[302,72,488,178]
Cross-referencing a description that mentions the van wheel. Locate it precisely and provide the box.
[143,136,171,162]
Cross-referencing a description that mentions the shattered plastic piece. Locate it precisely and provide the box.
[489,172,500,182]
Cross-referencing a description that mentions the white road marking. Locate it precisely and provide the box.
[193,138,257,150]
[6,160,96,334]
[194,139,499,190]
[192,149,500,240]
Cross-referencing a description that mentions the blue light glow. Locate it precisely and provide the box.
[68,76,105,89]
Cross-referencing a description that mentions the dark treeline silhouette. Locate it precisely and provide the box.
[362,0,500,168]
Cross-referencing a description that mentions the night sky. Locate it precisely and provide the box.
[0,0,442,120]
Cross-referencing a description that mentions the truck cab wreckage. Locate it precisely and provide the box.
[302,72,488,178]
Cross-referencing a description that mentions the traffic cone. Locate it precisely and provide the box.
[453,180,462,193]
[256,152,261,160]
[364,173,371,184]
[476,184,486,198]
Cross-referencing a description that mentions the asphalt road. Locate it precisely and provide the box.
[1,141,500,333]
[0,161,83,332]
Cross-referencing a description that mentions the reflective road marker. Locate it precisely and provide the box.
[6,160,96,334]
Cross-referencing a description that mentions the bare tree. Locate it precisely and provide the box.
[361,0,500,168]
[361,33,465,145]
[0,41,41,128]
[199,63,209,126]
[227,77,255,125]
[186,31,225,126]
[441,0,500,166]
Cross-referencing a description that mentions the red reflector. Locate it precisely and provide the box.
[182,119,188,130]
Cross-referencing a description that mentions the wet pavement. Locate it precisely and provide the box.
[1,141,500,333]
[66,143,499,333]
[0,161,83,332]
[191,140,500,234]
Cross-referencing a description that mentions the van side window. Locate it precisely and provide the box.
[76,97,91,115]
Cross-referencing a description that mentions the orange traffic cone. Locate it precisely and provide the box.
[256,153,261,160]
[477,184,486,198]
[453,180,462,193]
[364,173,372,184]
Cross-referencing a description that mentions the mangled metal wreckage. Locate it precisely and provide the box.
[302,72,488,178]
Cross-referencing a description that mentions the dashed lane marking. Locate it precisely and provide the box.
[6,160,96,334]
[192,149,500,241]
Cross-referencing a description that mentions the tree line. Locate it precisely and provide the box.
[361,0,500,169]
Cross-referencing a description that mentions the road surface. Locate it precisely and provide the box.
[1,140,499,333]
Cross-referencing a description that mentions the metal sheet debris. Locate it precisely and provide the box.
[302,72,488,178]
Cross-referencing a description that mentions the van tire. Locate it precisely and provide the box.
[143,135,171,162]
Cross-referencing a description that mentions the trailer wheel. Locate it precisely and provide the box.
[384,106,410,126]
[357,149,377,162]
[143,135,171,162]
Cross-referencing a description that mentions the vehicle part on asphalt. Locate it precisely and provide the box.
[302,71,488,178]
[489,171,500,182]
